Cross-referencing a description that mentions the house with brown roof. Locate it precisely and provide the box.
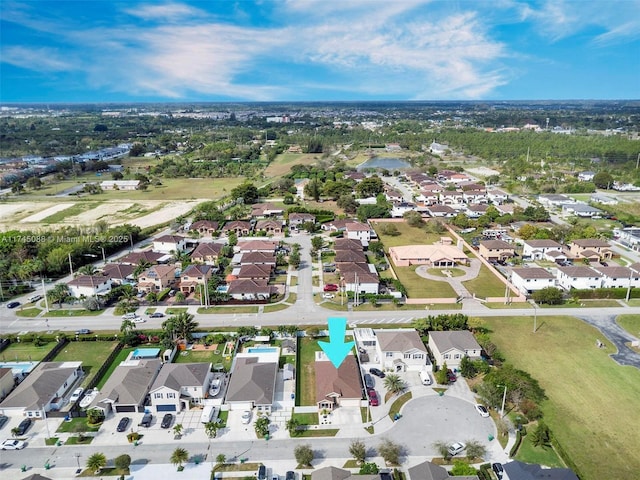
[426,204,456,217]
[569,239,612,261]
[251,202,284,218]
[102,263,135,285]
[67,275,112,298]
[137,265,177,293]
[334,238,364,251]
[153,235,188,254]
[191,242,223,264]
[321,219,350,233]
[179,264,213,293]
[335,249,367,264]
[222,220,251,236]
[592,266,640,288]
[315,351,362,410]
[227,279,272,301]
[240,251,277,266]
[511,267,556,295]
[236,264,272,280]
[236,239,278,253]
[479,239,515,262]
[289,212,316,230]
[189,220,219,236]
[255,219,284,236]
[346,221,372,246]
[522,239,563,260]
[118,250,164,265]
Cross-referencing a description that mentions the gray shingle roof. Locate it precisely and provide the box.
[150,363,211,393]
[376,329,427,354]
[225,357,277,405]
[428,330,481,352]
[94,359,161,408]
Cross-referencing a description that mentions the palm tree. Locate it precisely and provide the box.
[48,283,70,308]
[86,452,107,474]
[205,421,218,448]
[383,374,407,396]
[78,264,97,276]
[170,447,189,471]
[170,312,199,342]
[173,423,184,437]
[11,427,20,438]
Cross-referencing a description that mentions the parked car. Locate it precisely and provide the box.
[364,373,375,389]
[132,317,146,323]
[475,404,490,418]
[241,410,252,424]
[322,293,335,299]
[6,301,20,309]
[139,413,152,427]
[446,369,457,383]
[161,413,174,429]
[258,465,267,480]
[367,389,379,406]
[122,312,137,319]
[15,418,32,436]
[369,368,386,378]
[1,439,26,450]
[75,329,91,335]
[323,284,339,292]
[116,417,131,432]
[419,370,432,386]
[149,312,164,318]
[448,442,466,456]
[285,472,296,480]
[69,387,84,403]
[0,415,8,430]
[492,462,504,479]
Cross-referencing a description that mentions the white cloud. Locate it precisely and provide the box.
[123,2,207,21]
[1,46,71,71]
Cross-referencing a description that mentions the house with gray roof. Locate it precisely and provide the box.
[374,329,430,372]
[503,460,578,480]
[0,361,83,417]
[92,358,162,414]
[428,330,482,369]
[408,460,478,480]
[311,466,390,480]
[149,363,213,413]
[225,353,278,413]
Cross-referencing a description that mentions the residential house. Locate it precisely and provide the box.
[416,189,440,206]
[374,329,430,372]
[522,239,563,261]
[189,220,219,236]
[137,265,177,293]
[385,187,404,203]
[288,213,316,230]
[334,238,364,251]
[255,219,284,236]
[479,240,515,262]
[251,203,284,218]
[191,242,223,264]
[149,363,213,412]
[341,269,380,295]
[92,359,162,414]
[0,362,84,417]
[67,275,112,298]
[390,201,417,218]
[426,205,456,218]
[511,268,556,295]
[315,352,362,410]
[235,264,272,280]
[569,239,612,261]
[388,244,468,267]
[311,466,389,480]
[429,141,449,155]
[345,221,373,246]
[153,235,188,254]
[556,266,603,290]
[487,189,508,204]
[102,263,135,285]
[225,352,278,413]
[592,266,640,288]
[221,220,251,237]
[538,194,572,209]
[428,330,482,369]
[118,250,164,265]
[335,249,367,264]
[0,368,15,401]
[590,193,618,205]
[439,190,465,205]
[616,227,640,251]
[577,171,595,182]
[562,203,603,218]
[465,204,489,218]
[227,279,272,301]
[240,251,277,266]
[236,239,278,253]
[321,219,351,233]
[179,264,213,294]
[408,460,476,480]
[502,460,578,480]
[463,189,488,204]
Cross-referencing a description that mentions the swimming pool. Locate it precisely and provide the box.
[247,347,278,353]
[216,285,229,293]
[131,348,160,359]
[0,361,37,376]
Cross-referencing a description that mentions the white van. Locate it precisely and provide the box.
[122,312,137,320]
[28,294,42,303]
[419,370,432,386]
[201,404,216,424]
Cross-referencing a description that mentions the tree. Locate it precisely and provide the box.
[83,296,102,312]
[78,264,97,276]
[170,447,189,470]
[86,452,107,474]
[255,416,270,437]
[593,172,614,189]
[205,421,218,443]
[166,312,199,342]
[215,453,226,465]
[403,210,423,227]
[86,408,105,425]
[433,440,451,459]
[304,179,322,201]
[231,182,259,204]
[530,421,551,447]
[173,423,184,437]
[464,440,486,459]
[383,374,407,396]
[286,417,302,437]
[356,176,384,198]
[311,235,324,253]
[111,171,124,180]
[114,454,131,471]
[359,462,379,474]
[532,287,563,305]
[26,176,42,189]
[120,319,136,334]
[451,460,478,475]
[294,444,314,467]
[48,283,70,308]
[349,439,367,463]
[11,181,24,194]
[377,438,402,465]
[459,356,476,378]
[337,194,359,214]
[289,250,301,268]
[435,362,449,385]
[11,427,20,438]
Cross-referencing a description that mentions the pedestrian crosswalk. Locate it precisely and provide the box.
[351,317,416,325]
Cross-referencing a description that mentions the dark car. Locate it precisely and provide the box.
[15,418,32,435]
[369,368,386,378]
[492,462,504,479]
[367,389,379,406]
[149,312,164,318]
[161,413,174,429]
[285,472,296,480]
[447,369,457,383]
[75,329,91,335]
[139,413,152,428]
[0,414,8,429]
[257,465,267,480]
[364,373,375,389]
[6,301,20,309]
[116,417,131,433]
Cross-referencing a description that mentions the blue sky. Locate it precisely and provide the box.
[1,0,639,102]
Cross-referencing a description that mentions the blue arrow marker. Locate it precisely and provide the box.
[318,316,355,369]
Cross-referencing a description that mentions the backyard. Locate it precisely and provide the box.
[1,341,56,362]
[484,315,640,480]
[174,346,233,372]
[297,336,324,406]
[371,220,445,248]
[52,341,119,387]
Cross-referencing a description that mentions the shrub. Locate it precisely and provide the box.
[114,454,131,470]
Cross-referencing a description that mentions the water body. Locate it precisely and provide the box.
[357,156,411,171]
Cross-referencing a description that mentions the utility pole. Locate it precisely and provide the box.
[68,253,74,277]
[499,385,508,418]
[42,278,49,313]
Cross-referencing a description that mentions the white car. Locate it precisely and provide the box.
[448,442,466,457]
[70,387,84,402]
[475,404,490,417]
[241,410,252,424]
[2,439,26,450]
[322,293,335,299]
[132,317,146,323]
[122,312,137,320]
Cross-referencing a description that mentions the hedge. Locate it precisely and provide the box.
[156,288,171,301]
[551,433,584,479]
[572,287,639,299]
[477,464,493,480]
[509,430,524,458]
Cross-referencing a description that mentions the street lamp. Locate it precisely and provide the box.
[530,299,538,333]
[498,384,508,418]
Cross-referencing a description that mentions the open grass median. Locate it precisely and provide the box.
[484,315,640,480]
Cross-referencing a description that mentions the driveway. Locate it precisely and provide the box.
[577,314,640,369]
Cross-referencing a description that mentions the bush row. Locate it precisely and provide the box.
[477,463,493,480]
[509,429,525,458]
[572,287,639,299]
[551,433,584,479]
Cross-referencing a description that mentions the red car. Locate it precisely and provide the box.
[447,369,457,383]
[323,284,339,292]
[367,389,379,406]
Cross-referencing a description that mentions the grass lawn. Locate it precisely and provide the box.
[262,303,290,313]
[15,307,42,317]
[387,391,412,420]
[198,306,259,314]
[515,432,565,468]
[291,412,319,425]
[174,348,233,372]
[484,302,532,309]
[1,341,56,361]
[96,347,137,389]
[290,276,298,287]
[484,315,640,480]
[46,308,104,317]
[539,299,623,308]
[296,428,339,437]
[263,153,321,178]
[298,336,324,406]
[371,220,446,248]
[394,265,457,298]
[52,341,118,386]
[462,264,508,298]
[56,417,101,433]
[65,435,94,445]
[285,293,297,304]
[616,315,640,337]
[427,267,466,277]
[40,202,97,223]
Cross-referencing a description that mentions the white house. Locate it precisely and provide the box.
[556,266,603,290]
[511,268,556,295]
[522,239,563,260]
[578,171,595,181]
[487,189,509,204]
[341,269,380,295]
[345,221,372,246]
[592,266,640,289]
[153,235,188,254]
[67,275,112,298]
[374,329,431,372]
[149,363,213,412]
[100,180,140,191]
[428,331,482,369]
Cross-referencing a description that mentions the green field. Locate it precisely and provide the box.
[298,336,324,406]
[515,429,564,468]
[1,341,56,362]
[393,265,457,298]
[40,202,97,223]
[616,315,640,337]
[371,220,445,247]
[52,341,119,386]
[484,315,640,480]
[263,153,321,177]
[462,264,509,298]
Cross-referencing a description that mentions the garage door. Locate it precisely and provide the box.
[156,404,177,412]
[116,405,136,413]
